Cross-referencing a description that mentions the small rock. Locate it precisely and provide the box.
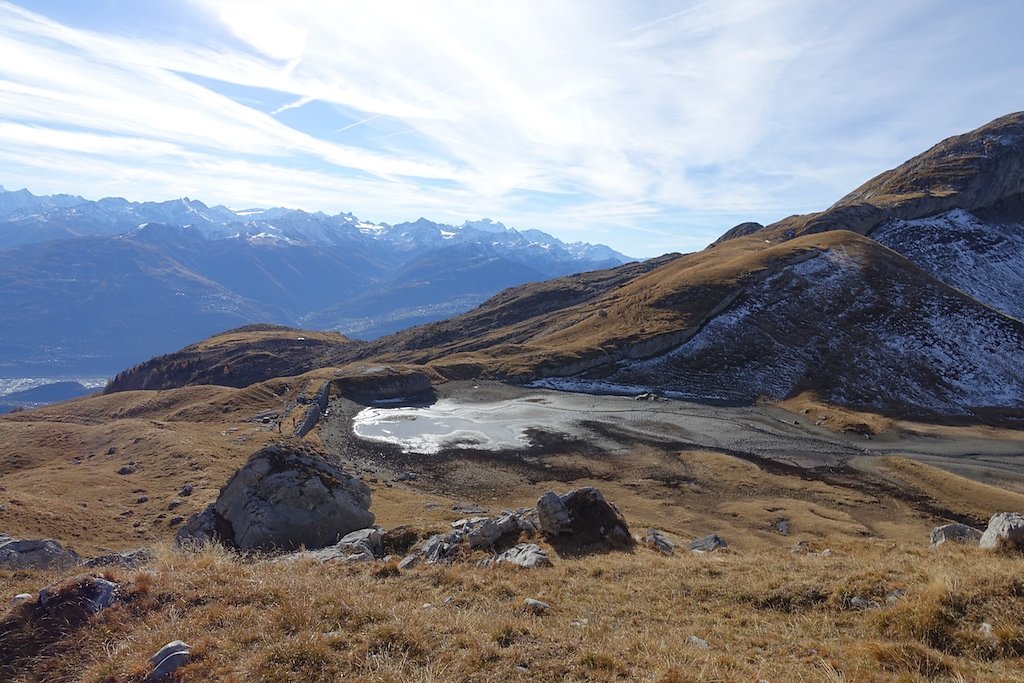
[146,640,191,682]
[979,512,1024,551]
[886,589,906,605]
[523,598,550,615]
[396,471,418,481]
[687,635,710,649]
[179,484,194,497]
[689,534,728,553]
[167,516,185,527]
[106,446,117,455]
[485,543,552,569]
[11,592,32,606]
[775,519,791,536]
[0,536,80,569]
[819,549,833,557]
[39,576,119,614]
[930,522,983,547]
[643,528,675,556]
[85,548,155,569]
[847,596,879,610]
[398,555,419,570]
[167,499,183,510]
[136,496,149,504]
[117,464,137,475]
[980,622,995,640]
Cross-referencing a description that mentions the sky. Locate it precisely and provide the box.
[1,1,1022,257]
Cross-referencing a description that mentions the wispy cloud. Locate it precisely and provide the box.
[1,0,1022,255]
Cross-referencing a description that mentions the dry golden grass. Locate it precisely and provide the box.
[2,538,1023,682]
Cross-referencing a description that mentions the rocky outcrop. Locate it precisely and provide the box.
[537,487,632,546]
[176,442,373,551]
[337,367,433,402]
[930,523,983,547]
[0,536,80,569]
[979,512,1024,551]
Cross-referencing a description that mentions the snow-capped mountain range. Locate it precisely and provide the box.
[0,187,632,375]
[0,186,624,265]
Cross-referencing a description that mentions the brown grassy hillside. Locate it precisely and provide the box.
[105,325,362,392]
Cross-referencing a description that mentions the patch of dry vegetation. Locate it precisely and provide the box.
[2,539,1023,682]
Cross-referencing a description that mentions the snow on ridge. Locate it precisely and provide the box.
[539,248,1024,413]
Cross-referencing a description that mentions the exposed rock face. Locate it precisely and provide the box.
[0,536,80,569]
[979,512,1024,551]
[537,487,632,545]
[930,523,983,547]
[176,443,373,551]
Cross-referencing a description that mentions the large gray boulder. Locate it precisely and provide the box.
[979,512,1024,551]
[929,523,983,547]
[0,536,80,569]
[176,443,373,551]
[536,487,632,546]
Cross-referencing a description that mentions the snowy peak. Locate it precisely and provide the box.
[461,218,507,234]
[0,188,631,265]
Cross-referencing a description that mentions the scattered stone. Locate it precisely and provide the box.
[930,522,983,547]
[0,536,80,569]
[106,446,117,455]
[167,499,183,510]
[11,593,32,606]
[980,622,996,640]
[484,543,552,569]
[687,635,710,649]
[396,471,418,481]
[819,549,833,558]
[179,484,194,497]
[979,512,1024,551]
[117,463,137,475]
[537,487,632,545]
[39,575,119,615]
[136,495,149,504]
[336,526,384,558]
[775,519,791,536]
[85,548,155,569]
[398,555,419,570]
[167,516,185,527]
[523,598,550,615]
[420,532,463,564]
[176,443,373,551]
[146,640,192,682]
[689,534,728,553]
[886,589,906,605]
[643,528,675,556]
[847,596,880,610]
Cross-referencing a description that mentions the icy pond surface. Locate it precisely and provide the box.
[348,384,1024,475]
[351,397,579,454]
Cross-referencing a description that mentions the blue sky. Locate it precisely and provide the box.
[1,0,1022,256]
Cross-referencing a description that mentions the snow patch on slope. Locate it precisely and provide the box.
[542,248,1024,413]
[872,208,1024,320]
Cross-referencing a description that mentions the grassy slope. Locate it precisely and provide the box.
[104,325,362,392]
